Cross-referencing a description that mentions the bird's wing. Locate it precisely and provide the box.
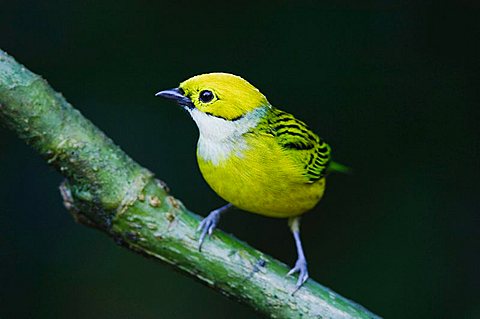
[255,108,331,182]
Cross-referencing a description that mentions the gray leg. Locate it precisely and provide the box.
[287,216,309,292]
[197,203,232,251]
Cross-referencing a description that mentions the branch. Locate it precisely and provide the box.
[0,49,380,319]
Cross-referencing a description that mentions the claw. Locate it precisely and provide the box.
[287,257,309,294]
[197,207,224,251]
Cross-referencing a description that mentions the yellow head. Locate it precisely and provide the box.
[157,73,269,121]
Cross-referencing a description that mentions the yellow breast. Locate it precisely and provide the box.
[197,134,326,218]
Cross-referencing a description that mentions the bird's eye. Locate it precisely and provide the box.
[199,90,214,103]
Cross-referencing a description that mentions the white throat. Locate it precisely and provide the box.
[188,107,266,165]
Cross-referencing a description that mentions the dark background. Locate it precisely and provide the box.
[1,1,478,318]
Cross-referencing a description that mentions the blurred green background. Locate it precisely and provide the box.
[1,1,478,318]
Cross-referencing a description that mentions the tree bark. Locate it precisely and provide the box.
[0,49,380,319]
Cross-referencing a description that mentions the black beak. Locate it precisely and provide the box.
[155,88,194,109]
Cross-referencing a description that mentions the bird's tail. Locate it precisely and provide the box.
[327,161,352,174]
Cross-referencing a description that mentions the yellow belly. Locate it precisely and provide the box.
[197,135,326,218]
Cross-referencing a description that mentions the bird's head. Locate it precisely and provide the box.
[156,73,269,121]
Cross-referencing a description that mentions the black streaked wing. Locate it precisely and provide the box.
[255,108,331,182]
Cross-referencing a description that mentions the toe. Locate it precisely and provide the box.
[197,216,218,251]
[197,218,207,232]
[207,224,215,236]
[288,258,309,293]
[286,265,299,277]
[296,270,309,288]
[198,220,211,251]
[197,209,224,251]
[198,228,208,251]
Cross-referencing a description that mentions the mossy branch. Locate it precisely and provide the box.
[0,49,380,319]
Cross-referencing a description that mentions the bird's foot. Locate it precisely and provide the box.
[197,209,222,251]
[287,257,309,294]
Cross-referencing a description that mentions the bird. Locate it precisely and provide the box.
[156,73,348,290]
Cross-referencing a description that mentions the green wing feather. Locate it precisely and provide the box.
[255,108,331,182]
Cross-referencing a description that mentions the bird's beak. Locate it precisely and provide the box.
[155,88,194,109]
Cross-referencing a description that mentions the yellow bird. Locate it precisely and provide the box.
[157,73,345,289]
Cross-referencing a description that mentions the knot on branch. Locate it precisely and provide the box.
[59,180,102,230]
[59,174,172,232]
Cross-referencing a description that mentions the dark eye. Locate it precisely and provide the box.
[199,90,214,103]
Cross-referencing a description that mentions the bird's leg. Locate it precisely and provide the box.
[286,216,309,292]
[197,203,232,251]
